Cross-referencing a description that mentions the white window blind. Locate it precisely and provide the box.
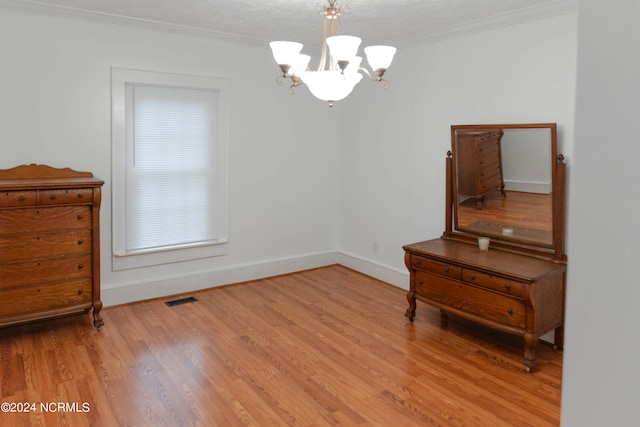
[124,84,221,253]
[111,68,228,270]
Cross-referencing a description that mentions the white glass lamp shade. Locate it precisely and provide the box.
[289,54,310,77]
[326,35,362,62]
[364,45,397,71]
[300,70,363,102]
[269,41,303,65]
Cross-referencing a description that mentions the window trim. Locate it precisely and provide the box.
[111,67,229,271]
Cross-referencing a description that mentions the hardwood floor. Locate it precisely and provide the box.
[0,266,562,426]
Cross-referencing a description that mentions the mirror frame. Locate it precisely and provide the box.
[443,123,566,262]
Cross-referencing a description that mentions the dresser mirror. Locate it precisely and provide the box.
[445,123,566,261]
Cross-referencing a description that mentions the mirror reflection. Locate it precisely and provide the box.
[452,124,555,247]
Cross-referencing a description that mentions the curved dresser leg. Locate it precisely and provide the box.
[405,291,416,322]
[92,302,104,331]
[523,332,538,372]
[553,325,565,351]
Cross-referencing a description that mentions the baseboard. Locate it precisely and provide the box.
[103,249,410,307]
[102,250,338,306]
[336,251,409,291]
[504,180,551,194]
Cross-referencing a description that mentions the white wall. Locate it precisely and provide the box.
[337,13,577,287]
[561,1,640,426]
[0,9,341,305]
[0,8,578,301]
[502,128,553,194]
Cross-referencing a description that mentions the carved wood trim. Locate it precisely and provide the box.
[0,164,94,179]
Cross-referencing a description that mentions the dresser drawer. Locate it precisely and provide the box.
[477,143,499,160]
[462,268,525,298]
[38,188,93,205]
[0,229,92,262]
[0,190,37,207]
[410,255,461,279]
[0,254,92,289]
[478,171,502,192]
[0,206,91,235]
[477,155,500,172]
[478,131,502,143]
[0,279,92,317]
[415,270,526,329]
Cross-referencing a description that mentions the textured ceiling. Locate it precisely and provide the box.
[0,0,577,48]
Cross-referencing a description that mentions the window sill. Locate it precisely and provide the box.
[112,240,228,271]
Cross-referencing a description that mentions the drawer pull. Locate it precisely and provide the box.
[50,194,57,200]
[504,284,511,291]
[416,260,422,265]
[469,274,475,280]
[78,264,84,270]
[18,195,26,201]
[77,193,84,198]
[507,308,513,314]
[77,215,83,220]
[78,240,84,245]
[445,267,450,273]
[78,290,84,295]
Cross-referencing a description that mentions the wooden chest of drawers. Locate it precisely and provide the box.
[0,164,104,329]
[454,129,505,208]
[404,238,566,371]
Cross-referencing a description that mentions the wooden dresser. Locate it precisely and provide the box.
[405,123,566,372]
[404,238,565,372]
[455,129,505,208]
[0,164,104,329]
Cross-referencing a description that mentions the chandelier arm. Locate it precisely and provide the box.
[289,76,303,94]
[330,9,340,70]
[358,67,374,79]
[358,67,390,89]
[317,11,328,71]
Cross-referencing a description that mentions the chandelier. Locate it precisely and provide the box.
[269,0,396,107]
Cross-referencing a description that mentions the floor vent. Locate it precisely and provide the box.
[165,296,198,307]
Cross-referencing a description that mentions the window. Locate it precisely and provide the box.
[111,68,229,270]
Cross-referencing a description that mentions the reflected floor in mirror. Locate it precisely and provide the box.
[458,190,552,245]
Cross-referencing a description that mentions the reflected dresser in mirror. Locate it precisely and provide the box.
[455,128,505,209]
[403,123,567,372]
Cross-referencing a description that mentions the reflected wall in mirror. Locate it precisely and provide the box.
[451,123,558,249]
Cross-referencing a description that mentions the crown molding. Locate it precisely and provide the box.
[0,0,578,49]
[393,0,578,48]
[0,0,267,46]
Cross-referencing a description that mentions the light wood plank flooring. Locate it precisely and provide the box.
[0,265,562,426]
